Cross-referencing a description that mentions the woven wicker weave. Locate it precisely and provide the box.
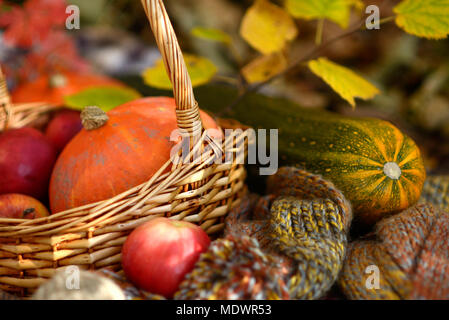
[0,0,247,297]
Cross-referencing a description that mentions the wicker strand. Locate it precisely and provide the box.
[141,0,200,132]
[0,67,12,131]
[175,102,202,137]
[141,0,204,173]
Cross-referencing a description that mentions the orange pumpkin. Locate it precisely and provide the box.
[49,97,220,213]
[11,72,125,106]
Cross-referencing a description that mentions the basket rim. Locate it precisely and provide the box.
[0,128,249,237]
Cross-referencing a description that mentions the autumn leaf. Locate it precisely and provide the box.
[242,52,288,84]
[191,26,232,44]
[142,54,217,90]
[240,0,298,55]
[0,5,33,47]
[285,0,363,29]
[394,0,449,39]
[0,0,68,48]
[64,87,142,112]
[308,57,380,107]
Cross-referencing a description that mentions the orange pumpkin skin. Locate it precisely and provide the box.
[49,97,220,214]
[11,72,125,106]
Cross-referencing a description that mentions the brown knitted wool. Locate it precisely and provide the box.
[338,203,449,299]
[420,175,449,212]
[174,234,291,300]
[266,167,353,232]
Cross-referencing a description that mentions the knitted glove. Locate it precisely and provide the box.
[338,203,449,300]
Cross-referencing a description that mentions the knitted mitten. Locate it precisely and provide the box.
[338,203,449,299]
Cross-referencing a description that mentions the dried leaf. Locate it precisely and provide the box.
[242,52,288,84]
[308,57,380,107]
[142,54,217,90]
[240,0,298,54]
[394,0,449,39]
[0,0,67,48]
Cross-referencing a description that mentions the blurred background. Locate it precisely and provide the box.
[1,0,448,177]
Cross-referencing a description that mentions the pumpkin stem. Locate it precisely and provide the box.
[49,73,67,88]
[81,106,109,130]
[383,162,402,180]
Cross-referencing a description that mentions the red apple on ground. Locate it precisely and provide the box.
[0,194,50,219]
[121,217,211,298]
[0,127,57,200]
[45,109,82,153]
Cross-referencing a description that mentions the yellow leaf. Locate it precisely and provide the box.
[285,0,361,29]
[142,54,217,90]
[240,0,298,54]
[308,57,380,107]
[350,0,365,12]
[191,27,232,44]
[242,52,288,84]
[394,0,449,39]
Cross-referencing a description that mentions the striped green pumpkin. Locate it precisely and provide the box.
[282,110,426,224]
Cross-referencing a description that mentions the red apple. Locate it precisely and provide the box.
[45,109,82,153]
[0,127,57,200]
[121,217,210,298]
[0,194,50,219]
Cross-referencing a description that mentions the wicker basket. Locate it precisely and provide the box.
[0,0,247,297]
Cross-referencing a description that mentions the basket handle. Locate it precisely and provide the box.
[141,0,202,139]
[0,67,12,131]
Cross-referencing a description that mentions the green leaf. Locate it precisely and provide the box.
[191,27,232,44]
[240,0,298,54]
[64,86,141,112]
[142,54,217,90]
[394,0,449,39]
[285,0,362,29]
[308,57,380,107]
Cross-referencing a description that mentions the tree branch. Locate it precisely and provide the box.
[218,19,365,116]
[219,0,395,116]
